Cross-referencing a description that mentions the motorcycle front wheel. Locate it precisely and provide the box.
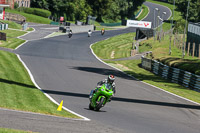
[89,103,94,110]
[95,97,105,111]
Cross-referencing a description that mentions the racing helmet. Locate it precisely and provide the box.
[108,75,115,84]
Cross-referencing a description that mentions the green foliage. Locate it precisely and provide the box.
[176,0,200,22]
[6,8,51,24]
[33,8,51,18]
[17,7,51,18]
[1,20,22,29]
[174,19,187,33]
[14,2,19,9]
[30,0,146,22]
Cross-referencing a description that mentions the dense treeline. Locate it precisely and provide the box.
[31,0,145,22]
[164,0,200,22]
[176,0,200,22]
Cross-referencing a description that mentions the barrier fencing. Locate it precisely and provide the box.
[141,56,200,91]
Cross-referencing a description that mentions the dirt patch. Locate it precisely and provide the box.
[111,51,115,59]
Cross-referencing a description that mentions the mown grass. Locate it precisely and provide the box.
[139,35,200,75]
[91,32,200,104]
[0,20,80,119]
[0,50,80,118]
[0,30,26,49]
[92,32,136,59]
[6,9,51,24]
[137,4,149,21]
[0,128,37,133]
[1,20,22,29]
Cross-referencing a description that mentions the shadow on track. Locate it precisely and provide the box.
[71,66,135,80]
[43,89,200,110]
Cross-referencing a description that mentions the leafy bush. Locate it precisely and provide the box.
[33,8,51,18]
[24,8,34,14]
[14,2,19,9]
[17,7,51,18]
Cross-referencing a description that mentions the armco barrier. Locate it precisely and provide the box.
[0,22,8,30]
[141,57,200,90]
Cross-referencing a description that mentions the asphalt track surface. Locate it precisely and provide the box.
[1,2,200,133]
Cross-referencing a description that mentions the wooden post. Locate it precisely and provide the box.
[132,36,135,49]
[199,44,200,59]
[193,42,195,58]
[173,35,175,46]
[184,42,186,56]
[187,42,190,56]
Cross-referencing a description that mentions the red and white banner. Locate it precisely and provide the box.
[126,20,152,29]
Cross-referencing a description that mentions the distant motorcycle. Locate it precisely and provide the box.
[89,83,113,111]
[101,29,105,35]
[68,30,72,38]
[88,30,92,37]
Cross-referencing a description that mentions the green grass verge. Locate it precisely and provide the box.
[0,30,26,49]
[26,27,34,32]
[92,32,136,59]
[6,9,51,24]
[136,5,149,21]
[0,50,80,119]
[0,128,37,133]
[1,20,22,29]
[91,32,200,104]
[139,35,200,75]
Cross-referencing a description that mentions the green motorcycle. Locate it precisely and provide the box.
[89,83,114,111]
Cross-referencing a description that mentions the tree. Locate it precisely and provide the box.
[176,0,200,22]
[86,0,112,22]
[30,0,146,22]
[31,0,49,9]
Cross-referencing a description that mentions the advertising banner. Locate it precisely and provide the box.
[126,20,152,29]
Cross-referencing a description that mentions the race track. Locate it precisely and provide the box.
[1,2,200,133]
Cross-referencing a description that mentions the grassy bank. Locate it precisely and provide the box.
[139,35,200,75]
[136,4,149,21]
[0,30,26,49]
[6,9,51,24]
[92,32,136,59]
[91,32,200,104]
[0,21,80,119]
[0,50,79,118]
[1,20,22,29]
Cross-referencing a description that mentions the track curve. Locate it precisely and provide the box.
[1,2,200,133]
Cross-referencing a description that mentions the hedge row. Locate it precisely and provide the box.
[17,7,51,18]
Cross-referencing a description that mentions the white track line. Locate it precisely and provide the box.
[0,107,87,121]
[17,55,90,121]
[141,5,150,21]
[13,26,90,121]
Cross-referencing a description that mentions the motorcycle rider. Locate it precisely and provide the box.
[68,30,72,38]
[101,28,105,35]
[88,30,92,37]
[89,75,116,101]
